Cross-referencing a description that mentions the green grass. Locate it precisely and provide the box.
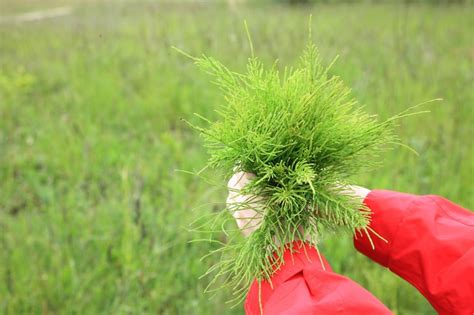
[0,1,473,314]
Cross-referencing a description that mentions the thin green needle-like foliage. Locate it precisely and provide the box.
[180,39,417,305]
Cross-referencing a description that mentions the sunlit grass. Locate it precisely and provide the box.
[0,1,472,314]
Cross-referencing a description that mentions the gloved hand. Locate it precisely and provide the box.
[226,172,263,237]
[226,171,371,237]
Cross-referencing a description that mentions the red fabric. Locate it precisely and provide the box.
[245,190,474,315]
[355,190,474,315]
[245,241,391,315]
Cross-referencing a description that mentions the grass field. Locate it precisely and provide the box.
[1,1,473,314]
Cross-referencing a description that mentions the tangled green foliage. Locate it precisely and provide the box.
[182,41,415,304]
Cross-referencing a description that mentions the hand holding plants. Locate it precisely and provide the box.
[182,39,416,302]
[227,171,372,238]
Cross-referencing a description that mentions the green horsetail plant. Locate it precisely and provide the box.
[175,27,429,308]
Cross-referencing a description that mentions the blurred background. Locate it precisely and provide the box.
[0,0,473,314]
